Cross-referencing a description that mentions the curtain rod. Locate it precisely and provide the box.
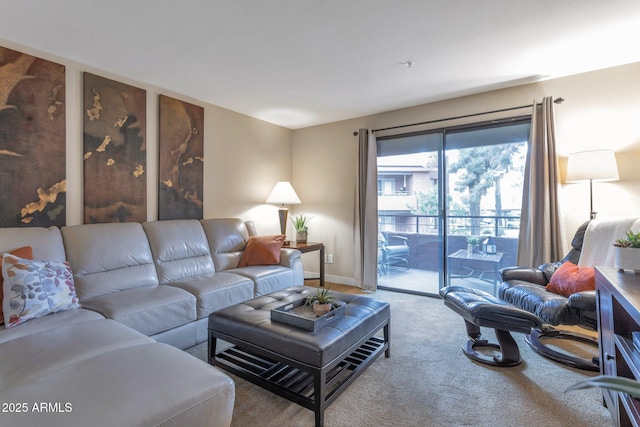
[353,97,564,135]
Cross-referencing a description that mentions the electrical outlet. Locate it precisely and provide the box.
[325,254,334,264]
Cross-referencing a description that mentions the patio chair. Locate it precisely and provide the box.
[379,233,410,271]
[377,246,387,275]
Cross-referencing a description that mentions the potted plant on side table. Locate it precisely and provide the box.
[305,287,337,317]
[613,230,640,273]
[466,236,481,254]
[290,214,313,243]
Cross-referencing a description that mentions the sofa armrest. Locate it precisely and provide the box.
[279,248,302,268]
[500,266,548,286]
[280,248,304,286]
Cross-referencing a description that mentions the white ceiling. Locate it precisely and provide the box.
[1,1,640,129]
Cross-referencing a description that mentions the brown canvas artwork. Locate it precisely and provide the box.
[83,72,146,223]
[0,46,66,227]
[158,95,204,220]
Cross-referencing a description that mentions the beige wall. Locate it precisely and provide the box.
[1,38,293,235]
[292,62,640,285]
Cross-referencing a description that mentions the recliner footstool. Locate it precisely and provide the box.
[440,286,542,367]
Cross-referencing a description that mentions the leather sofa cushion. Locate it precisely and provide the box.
[0,226,66,262]
[164,272,254,319]
[143,219,216,284]
[0,308,104,344]
[62,223,159,301]
[228,265,294,296]
[80,285,196,336]
[201,218,251,271]
[0,341,235,427]
[0,319,153,388]
[211,251,244,272]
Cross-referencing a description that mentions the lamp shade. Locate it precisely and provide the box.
[265,181,301,205]
[566,150,619,183]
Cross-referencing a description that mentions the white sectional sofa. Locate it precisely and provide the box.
[0,218,304,427]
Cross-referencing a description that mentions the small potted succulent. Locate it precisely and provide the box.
[305,287,337,317]
[290,214,313,243]
[613,230,640,273]
[466,236,481,254]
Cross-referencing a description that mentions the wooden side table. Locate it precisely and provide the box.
[283,241,325,287]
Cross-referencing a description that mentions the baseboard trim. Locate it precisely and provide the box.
[302,270,361,288]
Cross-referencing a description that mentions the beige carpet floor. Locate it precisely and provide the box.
[186,289,611,427]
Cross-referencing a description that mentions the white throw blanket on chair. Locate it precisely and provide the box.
[578,217,640,267]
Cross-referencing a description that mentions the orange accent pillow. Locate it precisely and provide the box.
[1,246,33,325]
[546,261,595,297]
[238,235,286,267]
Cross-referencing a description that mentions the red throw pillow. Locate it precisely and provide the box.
[546,261,595,297]
[1,246,34,325]
[238,235,286,267]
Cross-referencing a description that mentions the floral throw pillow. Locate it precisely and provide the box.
[0,246,33,325]
[2,253,80,328]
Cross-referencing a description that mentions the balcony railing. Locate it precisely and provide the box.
[378,212,521,272]
[378,213,520,237]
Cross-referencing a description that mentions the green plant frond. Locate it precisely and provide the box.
[565,375,640,398]
[290,215,313,232]
[305,287,336,306]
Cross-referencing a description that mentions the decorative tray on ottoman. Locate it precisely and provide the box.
[271,298,345,332]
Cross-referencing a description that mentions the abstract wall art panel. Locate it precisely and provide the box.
[158,95,204,220]
[83,72,146,223]
[0,46,66,227]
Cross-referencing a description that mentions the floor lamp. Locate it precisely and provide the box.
[266,181,301,242]
[566,150,619,219]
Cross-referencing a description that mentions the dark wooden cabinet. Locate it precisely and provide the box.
[596,267,640,426]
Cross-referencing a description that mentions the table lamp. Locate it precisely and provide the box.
[266,181,301,238]
[566,149,619,219]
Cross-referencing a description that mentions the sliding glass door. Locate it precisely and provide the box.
[377,132,444,294]
[377,119,530,297]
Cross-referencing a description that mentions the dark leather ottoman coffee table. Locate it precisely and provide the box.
[208,286,390,427]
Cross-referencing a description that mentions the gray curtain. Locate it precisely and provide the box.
[517,97,563,266]
[354,129,378,291]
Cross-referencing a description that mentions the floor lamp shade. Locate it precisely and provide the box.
[266,182,301,236]
[566,149,619,219]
